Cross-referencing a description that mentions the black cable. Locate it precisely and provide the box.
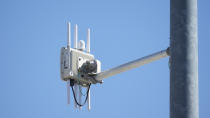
[71,84,91,107]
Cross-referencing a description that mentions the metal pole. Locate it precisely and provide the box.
[170,0,199,118]
[96,49,169,81]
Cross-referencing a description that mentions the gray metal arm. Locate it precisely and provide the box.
[96,48,169,81]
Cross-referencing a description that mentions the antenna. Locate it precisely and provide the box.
[67,22,71,48]
[74,84,78,108]
[67,80,70,104]
[74,24,78,49]
[67,22,71,104]
[87,89,91,110]
[87,28,90,53]
[79,85,82,110]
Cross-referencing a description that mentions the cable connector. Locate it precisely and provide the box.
[70,79,75,87]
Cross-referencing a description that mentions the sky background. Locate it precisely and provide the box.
[0,0,209,118]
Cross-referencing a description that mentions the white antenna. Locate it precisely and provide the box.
[66,22,71,104]
[74,24,78,49]
[67,22,71,48]
[67,80,70,104]
[87,28,90,53]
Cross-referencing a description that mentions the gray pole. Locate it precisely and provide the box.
[170,0,199,118]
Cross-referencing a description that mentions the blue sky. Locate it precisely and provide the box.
[0,0,209,118]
